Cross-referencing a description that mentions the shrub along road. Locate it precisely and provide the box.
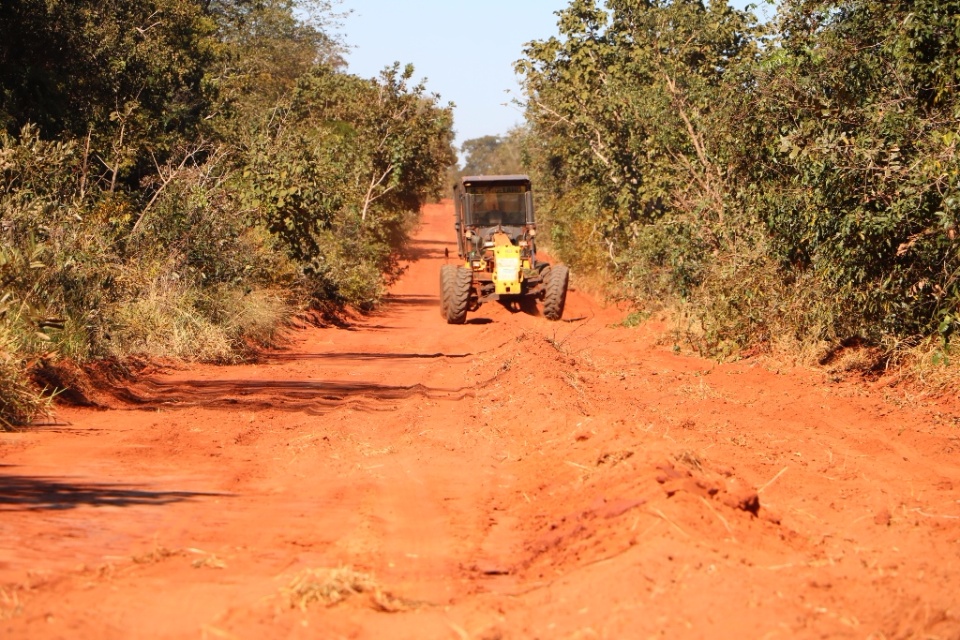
[1,201,959,638]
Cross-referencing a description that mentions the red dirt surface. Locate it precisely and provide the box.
[2,201,960,639]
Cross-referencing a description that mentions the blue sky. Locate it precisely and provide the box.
[339,1,772,160]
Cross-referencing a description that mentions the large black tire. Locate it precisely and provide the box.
[441,265,471,324]
[542,264,569,321]
[439,264,457,319]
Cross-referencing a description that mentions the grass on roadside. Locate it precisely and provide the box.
[888,337,960,397]
[0,324,52,430]
[108,281,292,363]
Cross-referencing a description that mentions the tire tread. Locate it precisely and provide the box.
[542,264,569,321]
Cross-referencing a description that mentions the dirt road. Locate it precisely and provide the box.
[2,201,959,639]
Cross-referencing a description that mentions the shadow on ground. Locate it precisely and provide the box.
[0,469,224,511]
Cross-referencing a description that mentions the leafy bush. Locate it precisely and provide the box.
[732,0,960,345]
[519,0,960,361]
[239,62,454,308]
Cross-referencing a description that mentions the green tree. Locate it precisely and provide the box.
[205,0,348,140]
[724,0,960,344]
[0,0,220,189]
[518,0,759,289]
[460,129,525,176]
[240,62,454,304]
[518,0,960,352]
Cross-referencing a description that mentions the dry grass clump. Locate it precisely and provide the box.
[132,545,181,564]
[283,567,409,612]
[826,346,884,375]
[0,326,52,430]
[108,279,291,363]
[222,288,291,349]
[890,338,960,396]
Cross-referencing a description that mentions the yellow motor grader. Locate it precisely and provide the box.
[440,175,568,324]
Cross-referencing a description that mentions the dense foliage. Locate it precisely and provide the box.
[0,0,454,425]
[518,0,959,357]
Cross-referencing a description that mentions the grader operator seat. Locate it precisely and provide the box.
[472,190,527,245]
[474,192,505,231]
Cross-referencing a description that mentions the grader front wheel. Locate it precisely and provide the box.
[542,264,569,321]
[440,265,471,324]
